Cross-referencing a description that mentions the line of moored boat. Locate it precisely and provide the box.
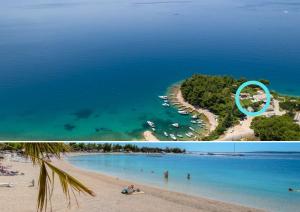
[145,95,209,140]
[159,96,170,107]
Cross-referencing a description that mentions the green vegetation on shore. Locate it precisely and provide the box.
[1,143,186,154]
[181,74,246,139]
[69,143,186,153]
[251,115,300,141]
[279,98,300,112]
[180,74,300,141]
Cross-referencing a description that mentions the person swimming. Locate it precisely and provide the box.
[288,188,300,192]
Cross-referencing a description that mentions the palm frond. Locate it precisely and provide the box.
[45,161,95,197]
[36,160,95,211]
[37,161,51,211]
[21,143,95,212]
[23,143,69,164]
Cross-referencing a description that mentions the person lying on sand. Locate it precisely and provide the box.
[0,182,14,188]
[121,185,143,195]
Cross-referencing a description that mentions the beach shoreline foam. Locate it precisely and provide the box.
[0,155,264,212]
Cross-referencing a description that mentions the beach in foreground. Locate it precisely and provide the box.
[0,155,262,212]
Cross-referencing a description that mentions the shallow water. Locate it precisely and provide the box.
[0,0,299,140]
[68,153,300,212]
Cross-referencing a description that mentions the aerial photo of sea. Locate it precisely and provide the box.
[0,0,299,140]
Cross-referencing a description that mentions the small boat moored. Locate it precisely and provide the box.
[185,132,193,138]
[172,123,179,128]
[178,110,188,115]
[158,95,168,100]
[147,121,155,128]
[170,134,177,141]
[189,127,195,132]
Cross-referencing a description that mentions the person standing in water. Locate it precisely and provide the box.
[187,173,191,180]
[164,171,169,179]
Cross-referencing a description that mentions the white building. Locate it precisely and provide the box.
[294,112,300,125]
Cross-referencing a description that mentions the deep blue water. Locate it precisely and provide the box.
[68,153,300,212]
[0,0,300,140]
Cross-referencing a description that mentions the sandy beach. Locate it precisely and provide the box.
[0,155,264,212]
[218,117,254,141]
[143,130,159,141]
[218,99,286,141]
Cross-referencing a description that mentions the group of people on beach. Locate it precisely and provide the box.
[0,164,21,176]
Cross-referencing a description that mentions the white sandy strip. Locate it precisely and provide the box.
[218,117,254,141]
[218,99,286,141]
[143,130,159,141]
[273,99,286,116]
[0,157,264,212]
[176,89,218,133]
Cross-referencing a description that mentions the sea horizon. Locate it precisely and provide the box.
[68,152,300,212]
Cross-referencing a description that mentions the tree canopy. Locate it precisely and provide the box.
[181,74,246,139]
[69,143,185,153]
[251,115,300,141]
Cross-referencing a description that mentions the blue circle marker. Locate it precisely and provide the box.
[235,80,271,117]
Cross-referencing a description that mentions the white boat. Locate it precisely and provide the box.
[158,95,168,100]
[185,132,193,138]
[152,128,156,132]
[191,120,197,124]
[164,132,168,137]
[147,121,155,128]
[177,134,183,138]
[172,123,179,128]
[192,114,198,119]
[164,100,169,103]
[162,103,170,107]
[189,127,195,132]
[170,134,177,141]
[178,110,188,115]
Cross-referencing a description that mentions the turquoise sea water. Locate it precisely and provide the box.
[0,0,300,140]
[68,153,300,212]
